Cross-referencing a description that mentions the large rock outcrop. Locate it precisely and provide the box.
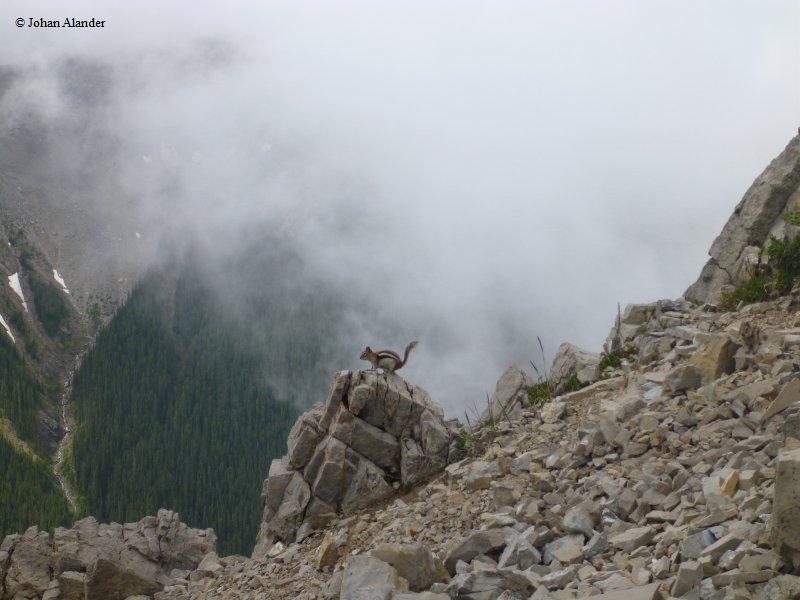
[155,292,800,600]
[685,133,800,305]
[253,370,456,557]
[481,366,536,423]
[0,509,215,600]
[549,342,601,389]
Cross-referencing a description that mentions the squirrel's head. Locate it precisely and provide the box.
[359,346,372,360]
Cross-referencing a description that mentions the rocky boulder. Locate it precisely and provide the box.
[685,133,800,305]
[481,366,535,423]
[771,447,800,570]
[0,510,215,600]
[253,371,456,556]
[549,342,600,391]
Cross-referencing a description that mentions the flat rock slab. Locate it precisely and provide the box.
[609,527,655,553]
[771,447,800,569]
[340,555,408,600]
[763,378,800,422]
[444,528,515,575]
[576,582,659,600]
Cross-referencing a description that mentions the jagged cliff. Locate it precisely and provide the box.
[685,133,800,306]
[5,133,800,599]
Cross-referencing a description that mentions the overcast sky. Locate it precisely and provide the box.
[2,1,799,414]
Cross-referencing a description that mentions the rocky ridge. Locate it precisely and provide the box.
[0,509,215,600]
[148,292,800,600]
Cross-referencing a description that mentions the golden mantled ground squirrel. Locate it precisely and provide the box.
[360,341,418,373]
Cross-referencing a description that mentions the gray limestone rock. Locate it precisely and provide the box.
[444,528,515,575]
[549,343,600,390]
[609,527,655,553]
[57,571,85,600]
[257,370,453,546]
[581,583,660,600]
[446,568,537,600]
[496,534,541,571]
[340,555,409,600]
[152,509,216,571]
[540,401,566,424]
[543,536,584,565]
[267,470,312,542]
[665,364,702,393]
[680,530,717,560]
[1,512,213,600]
[771,447,800,569]
[371,542,445,591]
[758,575,800,600]
[563,505,595,539]
[583,532,608,559]
[401,437,447,486]
[762,378,800,422]
[699,533,743,563]
[340,452,395,514]
[539,564,579,590]
[337,413,401,473]
[287,410,325,469]
[690,335,740,382]
[85,556,163,600]
[672,560,703,597]
[482,366,535,422]
[261,458,295,515]
[685,134,800,304]
[3,527,51,599]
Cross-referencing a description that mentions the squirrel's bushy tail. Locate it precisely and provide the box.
[403,340,418,365]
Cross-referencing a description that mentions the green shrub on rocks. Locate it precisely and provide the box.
[721,209,800,310]
[720,274,771,310]
[527,380,552,406]
[561,372,582,393]
[598,345,636,378]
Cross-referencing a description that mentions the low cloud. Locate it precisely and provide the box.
[1,0,798,414]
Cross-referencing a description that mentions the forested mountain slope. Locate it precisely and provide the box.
[70,241,351,555]
[0,223,83,540]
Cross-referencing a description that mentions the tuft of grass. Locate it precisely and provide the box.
[456,427,478,450]
[527,336,556,405]
[526,335,589,404]
[598,345,636,378]
[782,207,800,227]
[719,274,770,311]
[561,373,582,393]
[527,380,552,406]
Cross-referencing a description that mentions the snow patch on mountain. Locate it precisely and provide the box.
[8,273,28,311]
[0,314,15,343]
[53,269,70,294]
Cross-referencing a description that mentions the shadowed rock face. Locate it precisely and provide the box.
[685,134,800,305]
[0,509,215,600]
[253,370,457,556]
